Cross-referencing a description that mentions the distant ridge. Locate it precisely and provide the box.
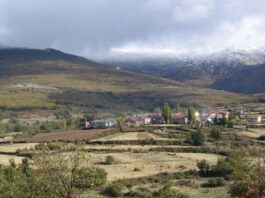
[102,48,265,94]
[0,47,251,111]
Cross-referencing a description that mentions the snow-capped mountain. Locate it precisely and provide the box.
[100,47,265,94]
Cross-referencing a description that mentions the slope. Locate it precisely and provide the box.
[0,48,252,112]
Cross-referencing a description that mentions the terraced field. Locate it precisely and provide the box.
[88,152,222,181]
[93,132,171,141]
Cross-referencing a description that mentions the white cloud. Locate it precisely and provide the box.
[208,15,265,49]
[172,0,213,22]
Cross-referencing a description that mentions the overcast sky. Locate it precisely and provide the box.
[1,0,265,59]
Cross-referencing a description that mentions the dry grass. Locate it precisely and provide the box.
[0,143,38,153]
[87,152,222,181]
[83,145,194,151]
[231,128,265,138]
[93,132,171,141]
[0,154,24,165]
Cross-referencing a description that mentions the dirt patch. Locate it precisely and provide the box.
[16,129,110,142]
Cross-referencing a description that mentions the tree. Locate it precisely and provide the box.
[221,116,228,126]
[162,102,172,124]
[210,127,222,140]
[188,106,196,124]
[0,151,108,198]
[154,107,162,115]
[175,103,183,112]
[191,130,205,146]
[116,116,124,132]
[33,151,107,197]
[229,148,265,198]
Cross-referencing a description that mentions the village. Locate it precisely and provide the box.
[79,103,264,130]
[1,103,265,198]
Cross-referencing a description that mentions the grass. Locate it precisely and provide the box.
[87,151,221,181]
[0,154,24,165]
[0,143,37,153]
[93,132,172,141]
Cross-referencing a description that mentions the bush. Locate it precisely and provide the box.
[197,160,210,176]
[153,183,190,198]
[75,167,107,189]
[191,130,205,146]
[103,183,124,197]
[46,141,65,150]
[197,159,233,177]
[258,135,265,140]
[206,178,225,187]
[105,155,115,165]
[210,127,222,140]
[35,143,46,150]
[213,159,233,177]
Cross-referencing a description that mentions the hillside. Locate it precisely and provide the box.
[0,48,252,112]
[214,63,265,93]
[102,48,265,93]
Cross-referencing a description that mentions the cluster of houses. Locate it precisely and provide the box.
[237,111,263,124]
[171,111,230,125]
[79,110,234,129]
[79,118,117,129]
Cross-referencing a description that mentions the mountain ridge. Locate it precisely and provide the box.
[101,48,265,93]
[0,47,252,112]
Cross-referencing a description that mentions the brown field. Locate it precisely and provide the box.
[17,129,110,142]
[93,132,171,141]
[87,152,222,181]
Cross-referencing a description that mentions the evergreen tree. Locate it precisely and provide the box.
[188,106,196,124]
[162,102,172,124]
[176,103,183,112]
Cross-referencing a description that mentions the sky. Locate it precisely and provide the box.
[1,0,265,60]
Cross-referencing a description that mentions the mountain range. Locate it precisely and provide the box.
[0,48,250,113]
[102,48,265,94]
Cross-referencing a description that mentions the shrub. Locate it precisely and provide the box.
[105,155,115,165]
[153,183,190,198]
[206,178,225,187]
[197,159,233,177]
[197,160,210,176]
[133,167,141,172]
[213,159,233,176]
[74,139,85,146]
[35,143,46,150]
[74,167,107,189]
[46,141,65,150]
[102,183,124,197]
[258,135,265,140]
[210,127,222,140]
[191,130,205,146]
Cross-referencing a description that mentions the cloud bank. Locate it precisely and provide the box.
[0,0,265,59]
